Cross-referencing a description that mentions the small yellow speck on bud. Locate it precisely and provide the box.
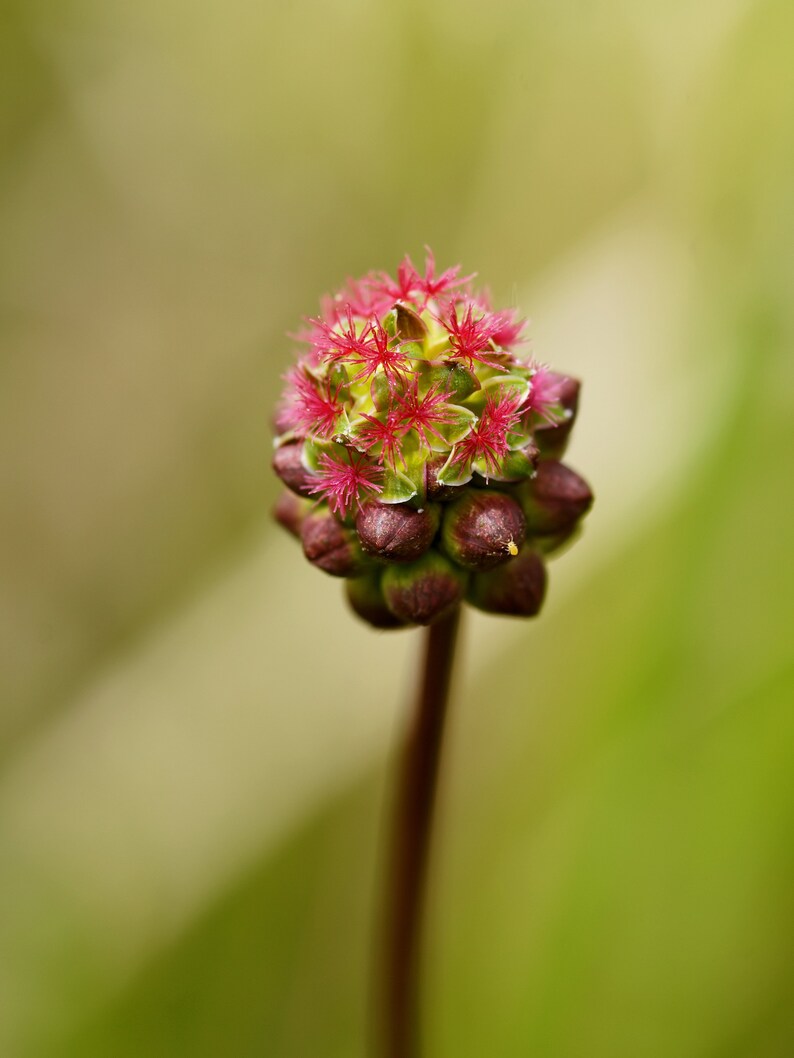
[507,539,518,557]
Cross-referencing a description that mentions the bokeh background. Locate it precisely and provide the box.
[1,0,793,1054]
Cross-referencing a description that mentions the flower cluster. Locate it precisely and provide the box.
[273,251,592,627]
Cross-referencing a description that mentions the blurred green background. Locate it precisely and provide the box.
[1,0,793,1054]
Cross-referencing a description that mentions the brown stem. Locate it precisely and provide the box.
[382,606,461,1058]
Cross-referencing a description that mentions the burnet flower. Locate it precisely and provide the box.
[272,250,592,627]
[273,252,593,1057]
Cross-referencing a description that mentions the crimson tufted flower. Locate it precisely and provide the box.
[272,250,592,626]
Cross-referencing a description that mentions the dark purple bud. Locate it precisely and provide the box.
[273,442,314,498]
[395,301,428,341]
[273,490,310,538]
[301,510,365,577]
[519,460,593,534]
[535,374,580,459]
[345,572,408,629]
[425,456,458,502]
[382,551,467,626]
[356,501,440,562]
[467,546,547,617]
[441,490,526,571]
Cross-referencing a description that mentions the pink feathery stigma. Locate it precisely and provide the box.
[394,379,458,449]
[370,250,473,311]
[442,301,508,371]
[525,365,565,423]
[308,305,369,362]
[356,410,408,467]
[340,275,394,320]
[307,451,383,516]
[489,308,526,350]
[315,277,394,327]
[350,318,410,386]
[452,390,524,478]
[370,256,424,305]
[285,369,345,439]
[317,294,345,327]
[483,389,525,433]
[417,248,474,303]
[307,308,408,386]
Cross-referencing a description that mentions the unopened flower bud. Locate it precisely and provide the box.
[441,490,526,571]
[356,502,440,563]
[519,460,592,535]
[301,510,365,577]
[273,441,314,497]
[382,551,467,626]
[346,572,407,629]
[467,546,547,617]
[274,490,311,538]
[425,456,458,502]
[535,375,580,459]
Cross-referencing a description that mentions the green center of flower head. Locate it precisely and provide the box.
[273,250,592,628]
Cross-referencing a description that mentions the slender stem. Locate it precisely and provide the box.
[382,606,461,1058]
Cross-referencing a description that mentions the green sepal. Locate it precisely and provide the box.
[424,318,453,360]
[399,339,426,363]
[462,373,529,415]
[325,361,350,394]
[344,412,376,453]
[417,362,480,403]
[446,363,481,402]
[472,363,506,385]
[473,447,536,483]
[471,456,494,480]
[527,399,565,429]
[428,404,477,450]
[508,362,532,382]
[381,308,397,338]
[301,437,344,473]
[436,447,473,487]
[348,373,373,404]
[380,466,418,505]
[401,446,427,504]
[370,371,391,412]
[506,420,534,450]
[482,374,531,402]
[370,369,405,412]
[329,407,353,443]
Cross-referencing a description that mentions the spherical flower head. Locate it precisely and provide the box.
[272,250,593,627]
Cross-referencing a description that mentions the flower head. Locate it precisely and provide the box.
[272,250,592,626]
